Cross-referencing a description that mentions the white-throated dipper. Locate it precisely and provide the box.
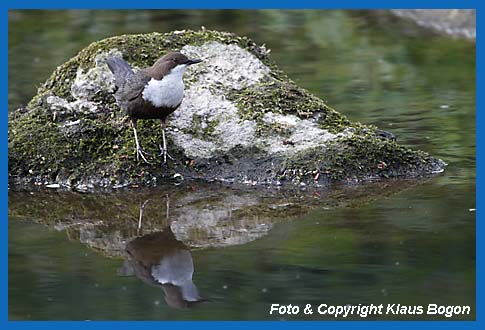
[107,52,202,163]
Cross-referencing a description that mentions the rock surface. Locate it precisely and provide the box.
[8,30,445,191]
[391,9,476,40]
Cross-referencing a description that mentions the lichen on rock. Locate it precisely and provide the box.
[8,29,445,191]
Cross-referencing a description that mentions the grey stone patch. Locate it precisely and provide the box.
[182,41,271,90]
[169,87,235,131]
[58,119,81,128]
[214,116,257,150]
[45,51,122,121]
[259,113,353,155]
[172,86,258,156]
[171,132,217,159]
[71,49,121,100]
[46,95,99,116]
[46,95,70,110]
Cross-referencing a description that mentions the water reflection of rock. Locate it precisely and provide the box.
[8,180,423,257]
[71,187,275,256]
[169,192,271,248]
[119,222,204,309]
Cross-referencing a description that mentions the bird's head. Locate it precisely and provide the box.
[159,52,202,73]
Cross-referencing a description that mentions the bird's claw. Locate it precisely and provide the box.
[158,144,175,163]
[136,147,151,164]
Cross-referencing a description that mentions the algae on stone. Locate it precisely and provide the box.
[8,29,445,191]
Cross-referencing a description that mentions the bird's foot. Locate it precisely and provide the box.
[136,147,151,164]
[158,144,175,163]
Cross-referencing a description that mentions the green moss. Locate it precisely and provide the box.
[227,79,352,135]
[182,114,220,140]
[279,134,441,183]
[10,108,123,184]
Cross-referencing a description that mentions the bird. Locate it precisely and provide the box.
[106,52,202,163]
[117,198,206,309]
[120,227,204,309]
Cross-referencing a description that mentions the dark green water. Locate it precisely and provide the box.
[8,10,475,320]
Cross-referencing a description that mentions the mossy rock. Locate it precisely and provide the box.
[8,29,445,191]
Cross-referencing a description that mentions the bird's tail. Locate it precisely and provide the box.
[106,56,134,87]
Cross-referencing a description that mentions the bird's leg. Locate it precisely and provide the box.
[165,194,171,226]
[131,119,151,164]
[137,199,150,236]
[158,119,174,163]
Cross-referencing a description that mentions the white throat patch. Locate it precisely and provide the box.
[142,64,188,108]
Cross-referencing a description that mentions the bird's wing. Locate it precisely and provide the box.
[106,56,134,88]
[116,71,151,105]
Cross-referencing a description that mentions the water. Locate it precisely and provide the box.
[8,10,475,320]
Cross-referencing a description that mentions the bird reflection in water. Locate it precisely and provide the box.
[118,197,205,309]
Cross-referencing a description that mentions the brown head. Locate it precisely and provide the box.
[145,52,202,80]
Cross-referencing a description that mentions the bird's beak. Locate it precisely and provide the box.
[186,59,203,65]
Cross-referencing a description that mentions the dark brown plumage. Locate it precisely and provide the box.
[107,52,202,163]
